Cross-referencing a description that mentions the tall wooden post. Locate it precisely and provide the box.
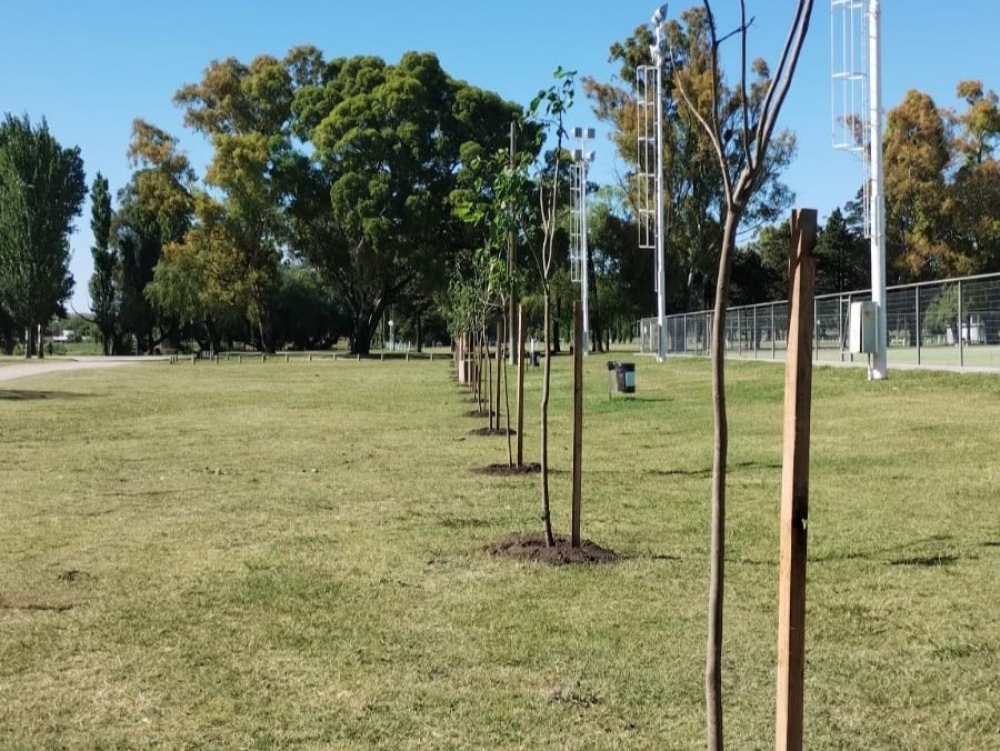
[495,320,503,432]
[571,300,583,547]
[516,305,526,467]
[775,209,818,751]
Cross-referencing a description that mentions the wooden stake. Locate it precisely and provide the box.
[571,300,583,548]
[775,208,818,751]
[516,306,526,467]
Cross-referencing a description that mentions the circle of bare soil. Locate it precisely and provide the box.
[468,427,517,437]
[472,462,541,475]
[487,533,619,566]
[464,410,496,418]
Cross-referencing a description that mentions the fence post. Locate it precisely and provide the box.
[958,280,964,368]
[846,293,853,363]
[737,308,742,356]
[838,295,844,362]
[915,287,921,365]
[771,305,776,360]
[754,306,759,358]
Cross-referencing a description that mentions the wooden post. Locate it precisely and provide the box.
[495,320,503,432]
[775,209,818,751]
[516,305,526,467]
[571,300,583,548]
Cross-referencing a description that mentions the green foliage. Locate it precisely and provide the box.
[88,172,119,355]
[0,114,86,348]
[287,50,523,354]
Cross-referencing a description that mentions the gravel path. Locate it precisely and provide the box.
[0,357,168,384]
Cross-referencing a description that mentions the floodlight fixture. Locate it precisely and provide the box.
[651,3,668,26]
[570,127,596,354]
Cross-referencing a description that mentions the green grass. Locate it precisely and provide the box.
[1,354,999,749]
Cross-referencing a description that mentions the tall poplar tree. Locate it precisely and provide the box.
[0,114,86,357]
[88,172,119,354]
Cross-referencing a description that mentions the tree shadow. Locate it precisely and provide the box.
[0,389,94,401]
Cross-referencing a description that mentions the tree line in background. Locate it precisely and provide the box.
[1,32,999,357]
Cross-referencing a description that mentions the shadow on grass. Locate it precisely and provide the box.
[471,462,541,475]
[637,461,780,480]
[890,554,959,567]
[0,389,94,401]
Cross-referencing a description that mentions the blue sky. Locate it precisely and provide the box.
[1,1,994,312]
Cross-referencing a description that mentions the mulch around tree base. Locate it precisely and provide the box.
[472,462,540,475]
[464,410,496,418]
[487,533,619,566]
[468,427,517,437]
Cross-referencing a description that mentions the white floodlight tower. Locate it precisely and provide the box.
[868,0,887,380]
[832,0,887,379]
[651,4,668,361]
[571,127,596,354]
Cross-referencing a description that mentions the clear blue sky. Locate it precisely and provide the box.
[1,1,994,313]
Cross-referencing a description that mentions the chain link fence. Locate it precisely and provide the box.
[639,272,1000,371]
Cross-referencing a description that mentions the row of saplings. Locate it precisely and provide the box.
[451,305,617,565]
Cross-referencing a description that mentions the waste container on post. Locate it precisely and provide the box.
[615,362,636,393]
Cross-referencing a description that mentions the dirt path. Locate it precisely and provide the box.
[0,357,168,384]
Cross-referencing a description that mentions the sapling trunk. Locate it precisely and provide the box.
[540,290,554,546]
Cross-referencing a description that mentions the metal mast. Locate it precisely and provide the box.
[868,0,887,380]
[832,0,886,379]
[570,129,595,354]
[638,4,669,362]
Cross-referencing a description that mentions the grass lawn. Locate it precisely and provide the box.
[1,353,999,749]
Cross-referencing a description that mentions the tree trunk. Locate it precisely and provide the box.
[37,324,44,359]
[540,290,554,546]
[706,207,741,751]
[416,315,423,353]
[24,327,32,359]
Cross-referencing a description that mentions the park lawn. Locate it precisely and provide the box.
[1,353,999,750]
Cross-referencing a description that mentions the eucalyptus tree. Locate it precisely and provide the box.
[173,53,300,351]
[113,120,195,353]
[0,114,86,357]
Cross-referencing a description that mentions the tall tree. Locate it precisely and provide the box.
[0,114,86,357]
[113,120,195,353]
[667,3,815,749]
[944,81,1000,273]
[88,172,119,354]
[174,52,297,351]
[883,90,952,281]
[814,207,868,295]
[288,50,521,354]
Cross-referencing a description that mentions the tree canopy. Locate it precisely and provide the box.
[0,114,86,355]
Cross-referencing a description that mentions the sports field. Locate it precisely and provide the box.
[2,353,998,749]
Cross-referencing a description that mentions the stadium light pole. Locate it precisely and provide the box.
[572,127,595,355]
[651,4,668,362]
[868,0,887,380]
